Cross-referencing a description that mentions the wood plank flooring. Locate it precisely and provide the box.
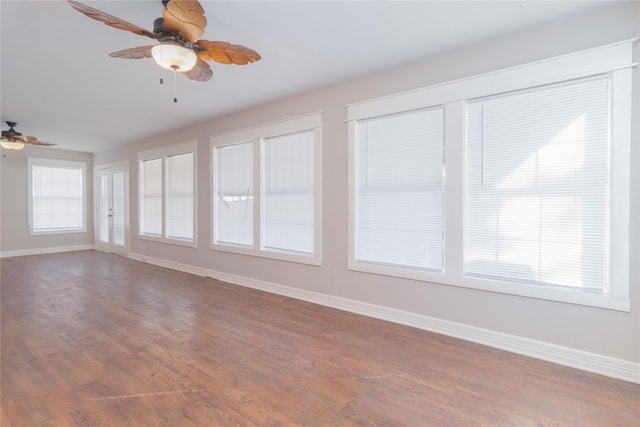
[1,251,638,426]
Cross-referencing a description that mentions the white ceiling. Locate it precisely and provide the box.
[0,1,625,153]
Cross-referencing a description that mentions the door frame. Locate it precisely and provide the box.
[94,160,130,255]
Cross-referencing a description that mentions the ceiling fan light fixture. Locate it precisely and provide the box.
[0,139,25,150]
[151,43,197,72]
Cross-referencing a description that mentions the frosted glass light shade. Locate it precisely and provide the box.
[151,44,197,72]
[0,140,25,150]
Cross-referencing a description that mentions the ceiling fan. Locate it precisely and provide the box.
[68,0,261,85]
[1,122,57,151]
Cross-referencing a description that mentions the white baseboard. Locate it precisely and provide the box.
[0,244,94,259]
[128,252,640,384]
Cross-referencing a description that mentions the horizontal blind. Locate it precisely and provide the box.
[355,107,444,271]
[166,153,194,241]
[214,142,253,246]
[465,75,609,291]
[140,158,163,237]
[263,130,314,254]
[32,166,83,231]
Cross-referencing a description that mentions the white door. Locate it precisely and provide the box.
[95,163,129,255]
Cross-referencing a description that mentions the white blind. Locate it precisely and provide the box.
[32,165,83,231]
[140,158,163,236]
[355,107,444,270]
[214,142,253,246]
[166,153,194,241]
[465,75,609,291]
[263,130,314,254]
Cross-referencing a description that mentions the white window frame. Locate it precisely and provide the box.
[27,157,87,235]
[347,40,635,311]
[210,113,322,266]
[137,140,198,247]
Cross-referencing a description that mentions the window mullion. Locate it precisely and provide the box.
[254,138,262,251]
[162,156,167,239]
[313,126,323,261]
[443,100,464,281]
[192,151,198,245]
[608,67,632,299]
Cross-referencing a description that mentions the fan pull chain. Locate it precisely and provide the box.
[173,69,178,103]
[159,47,164,85]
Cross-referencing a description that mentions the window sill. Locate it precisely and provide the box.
[348,261,630,312]
[212,243,321,266]
[138,234,197,248]
[30,228,87,236]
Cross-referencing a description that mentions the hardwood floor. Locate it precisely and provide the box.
[1,251,638,426]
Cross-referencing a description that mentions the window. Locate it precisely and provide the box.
[138,141,197,246]
[347,40,633,311]
[211,113,322,265]
[28,158,87,234]
[263,130,315,254]
[213,142,254,246]
[354,107,445,271]
[465,76,609,291]
[166,153,195,241]
[140,158,163,237]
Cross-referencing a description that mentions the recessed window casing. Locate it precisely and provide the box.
[347,40,635,311]
[28,158,87,235]
[211,113,322,266]
[138,141,197,247]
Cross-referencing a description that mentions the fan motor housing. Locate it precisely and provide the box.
[2,122,21,138]
[153,17,195,49]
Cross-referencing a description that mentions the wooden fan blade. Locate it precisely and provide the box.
[163,0,206,44]
[196,40,261,65]
[68,0,157,39]
[109,46,154,59]
[13,135,56,146]
[15,135,36,143]
[184,58,213,82]
[26,140,57,147]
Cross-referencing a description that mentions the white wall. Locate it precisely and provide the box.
[96,2,638,377]
[0,146,94,256]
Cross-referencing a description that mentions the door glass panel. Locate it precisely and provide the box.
[113,172,125,246]
[99,174,109,243]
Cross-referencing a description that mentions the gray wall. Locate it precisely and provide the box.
[97,2,640,365]
[0,147,94,253]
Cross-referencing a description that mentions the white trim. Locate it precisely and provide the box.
[138,233,197,248]
[608,67,632,301]
[94,160,130,171]
[127,252,640,384]
[137,140,197,161]
[211,243,321,266]
[347,39,636,121]
[1,244,94,258]
[312,125,323,263]
[210,112,323,147]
